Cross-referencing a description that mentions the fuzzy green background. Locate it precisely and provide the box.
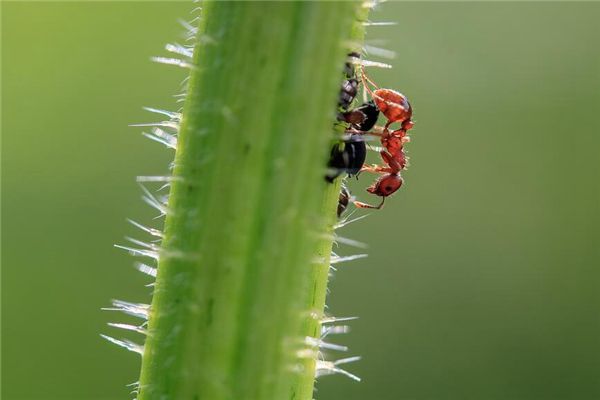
[2,2,599,400]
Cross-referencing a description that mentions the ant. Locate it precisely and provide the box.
[351,67,415,210]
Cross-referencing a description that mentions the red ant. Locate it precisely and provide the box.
[352,67,415,210]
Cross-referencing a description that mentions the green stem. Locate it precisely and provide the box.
[138,2,366,400]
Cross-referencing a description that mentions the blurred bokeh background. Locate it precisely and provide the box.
[2,2,599,400]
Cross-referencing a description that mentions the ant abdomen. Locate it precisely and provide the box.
[366,174,403,197]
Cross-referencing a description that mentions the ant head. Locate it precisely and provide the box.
[367,174,403,197]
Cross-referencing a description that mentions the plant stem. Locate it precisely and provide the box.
[138,2,365,400]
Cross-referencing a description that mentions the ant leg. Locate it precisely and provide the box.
[380,151,402,173]
[346,128,383,138]
[360,164,378,173]
[370,125,387,134]
[354,197,385,210]
[360,164,393,174]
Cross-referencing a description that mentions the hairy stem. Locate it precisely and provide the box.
[138,2,365,400]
